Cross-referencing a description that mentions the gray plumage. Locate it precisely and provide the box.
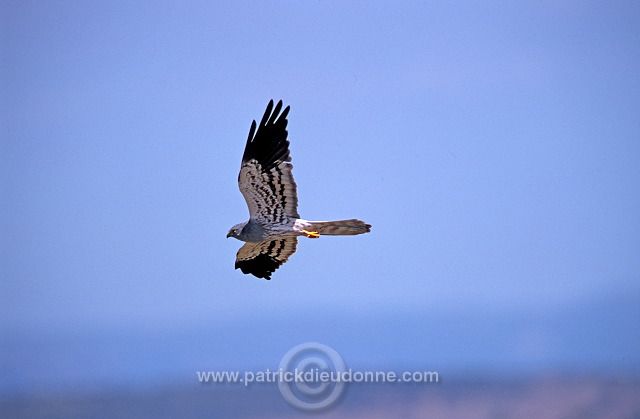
[227,100,371,280]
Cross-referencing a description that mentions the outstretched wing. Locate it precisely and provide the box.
[235,238,298,280]
[238,100,300,222]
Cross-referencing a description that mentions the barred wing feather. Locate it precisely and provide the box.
[238,100,299,222]
[235,238,298,280]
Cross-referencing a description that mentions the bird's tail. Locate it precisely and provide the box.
[307,219,371,236]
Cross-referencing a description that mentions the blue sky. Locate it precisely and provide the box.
[2,1,640,391]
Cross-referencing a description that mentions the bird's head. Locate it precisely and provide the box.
[226,222,247,240]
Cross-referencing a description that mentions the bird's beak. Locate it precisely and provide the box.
[226,232,232,238]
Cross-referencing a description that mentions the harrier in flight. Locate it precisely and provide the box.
[227,100,371,280]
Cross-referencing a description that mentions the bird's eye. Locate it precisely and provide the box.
[232,229,237,233]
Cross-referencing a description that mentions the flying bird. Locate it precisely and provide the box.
[227,100,371,280]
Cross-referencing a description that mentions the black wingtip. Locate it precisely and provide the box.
[241,100,292,170]
[235,258,275,280]
[245,120,257,149]
[269,101,283,125]
[260,100,275,128]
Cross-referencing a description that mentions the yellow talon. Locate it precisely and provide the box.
[302,230,320,239]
